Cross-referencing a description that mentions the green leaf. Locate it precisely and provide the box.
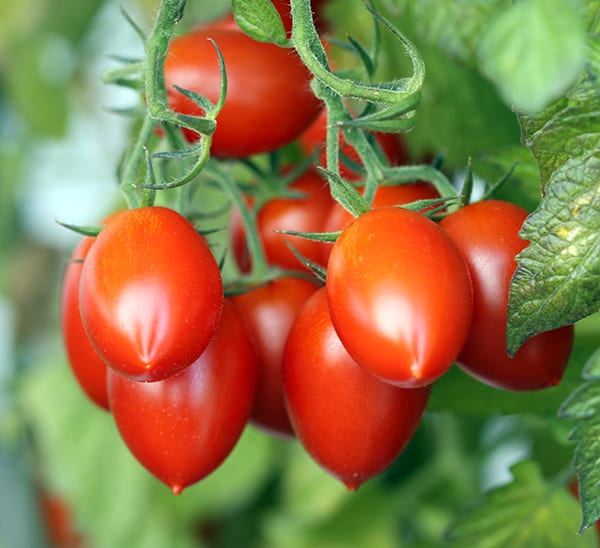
[232,0,289,46]
[478,0,587,114]
[559,347,600,533]
[446,460,597,547]
[506,74,600,354]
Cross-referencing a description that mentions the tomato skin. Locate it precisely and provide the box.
[283,288,430,489]
[108,301,258,494]
[298,108,408,180]
[231,277,319,437]
[320,182,441,264]
[79,207,223,383]
[61,233,110,410]
[440,200,574,390]
[326,206,473,388]
[164,28,322,158]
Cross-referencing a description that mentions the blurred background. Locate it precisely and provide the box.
[1,0,598,547]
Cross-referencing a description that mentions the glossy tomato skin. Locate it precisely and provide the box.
[320,182,441,264]
[298,108,408,180]
[61,231,110,410]
[79,207,223,382]
[440,200,574,390]
[231,277,319,438]
[283,288,430,490]
[326,206,473,388]
[108,301,258,494]
[164,28,322,158]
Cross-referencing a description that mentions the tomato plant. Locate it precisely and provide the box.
[164,27,322,157]
[231,276,319,437]
[79,207,223,382]
[326,206,473,388]
[283,287,430,490]
[230,168,334,273]
[108,301,258,494]
[60,229,110,411]
[440,200,574,390]
[320,181,441,264]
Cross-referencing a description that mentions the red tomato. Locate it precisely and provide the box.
[320,182,441,264]
[298,108,408,180]
[440,200,574,390]
[61,231,110,411]
[283,288,430,490]
[164,28,322,158]
[79,207,223,382]
[108,301,258,494]
[231,277,319,437]
[326,206,473,388]
[39,489,84,548]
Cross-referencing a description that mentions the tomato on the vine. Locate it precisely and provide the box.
[320,181,441,264]
[230,168,334,273]
[79,206,223,382]
[164,28,322,158]
[440,200,574,390]
[283,288,430,490]
[298,108,408,180]
[108,301,258,495]
[61,229,110,411]
[326,206,473,388]
[231,276,319,438]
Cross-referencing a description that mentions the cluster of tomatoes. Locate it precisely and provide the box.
[60,1,575,495]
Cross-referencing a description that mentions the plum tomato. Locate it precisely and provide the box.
[61,228,110,410]
[298,108,408,180]
[164,28,322,158]
[108,301,258,495]
[79,206,223,382]
[283,287,430,490]
[231,276,320,438]
[440,200,574,390]
[320,182,441,264]
[326,206,473,388]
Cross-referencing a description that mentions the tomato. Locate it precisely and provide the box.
[283,288,430,490]
[320,181,441,264]
[231,276,319,437]
[39,489,84,548]
[108,301,258,494]
[440,200,574,390]
[61,231,110,411]
[164,28,322,158]
[326,206,473,388]
[230,168,334,273]
[79,206,223,382]
[298,108,408,180]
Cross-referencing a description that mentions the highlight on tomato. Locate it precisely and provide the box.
[326,206,473,388]
[79,206,223,383]
[283,288,430,490]
[108,301,258,495]
[440,199,574,390]
[164,27,322,158]
[320,181,441,264]
[231,276,320,438]
[61,228,110,411]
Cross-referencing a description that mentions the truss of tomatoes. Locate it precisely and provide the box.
[60,10,574,495]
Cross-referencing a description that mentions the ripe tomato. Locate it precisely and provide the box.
[231,276,319,437]
[79,206,223,382]
[298,108,408,180]
[61,230,110,410]
[440,200,574,390]
[283,288,430,490]
[320,181,441,264]
[230,168,334,273]
[164,28,322,158]
[326,206,473,388]
[108,301,258,495]
[39,489,84,548]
